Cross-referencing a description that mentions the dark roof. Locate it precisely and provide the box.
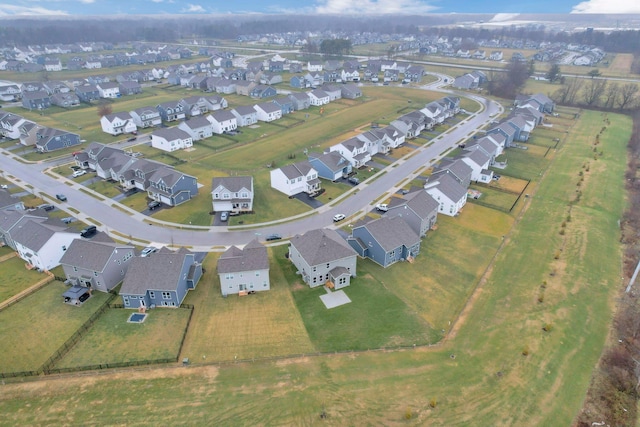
[290,228,356,266]
[217,238,268,274]
[355,216,420,252]
[120,250,194,295]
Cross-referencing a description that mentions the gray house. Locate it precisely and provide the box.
[432,157,473,189]
[385,189,439,237]
[75,84,100,103]
[146,167,198,207]
[287,92,311,111]
[211,176,253,213]
[307,151,352,181]
[348,216,421,268]
[119,248,203,309]
[35,127,81,153]
[21,90,51,110]
[217,239,270,296]
[231,105,258,127]
[60,239,135,293]
[289,228,358,289]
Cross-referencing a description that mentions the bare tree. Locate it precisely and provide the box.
[97,101,113,117]
[565,78,584,105]
[619,83,640,110]
[582,78,607,106]
[603,82,621,109]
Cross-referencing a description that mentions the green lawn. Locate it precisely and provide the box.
[54,307,191,368]
[0,281,111,373]
[0,255,44,303]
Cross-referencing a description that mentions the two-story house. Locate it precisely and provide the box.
[217,239,270,295]
[270,161,321,197]
[211,176,254,214]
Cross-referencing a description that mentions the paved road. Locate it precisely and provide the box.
[0,80,501,250]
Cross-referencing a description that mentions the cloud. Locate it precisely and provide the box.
[79,0,95,4]
[572,0,640,13]
[0,4,69,15]
[181,3,205,13]
[314,0,438,14]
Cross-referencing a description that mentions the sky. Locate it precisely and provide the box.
[0,0,639,17]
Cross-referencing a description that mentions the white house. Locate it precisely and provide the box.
[150,128,193,152]
[130,106,162,129]
[96,82,120,99]
[424,174,468,217]
[100,112,137,136]
[308,89,330,106]
[330,136,371,168]
[12,219,78,271]
[307,61,323,72]
[254,102,282,122]
[458,150,492,183]
[270,161,321,197]
[211,176,254,213]
[207,110,238,134]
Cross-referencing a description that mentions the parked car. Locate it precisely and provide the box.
[80,225,97,238]
[56,194,67,201]
[265,234,282,241]
[375,203,388,212]
[147,201,161,210]
[78,292,90,303]
[140,246,158,257]
[127,136,136,142]
[72,170,86,178]
[0,184,8,189]
[220,212,229,222]
[61,217,75,224]
[333,213,346,222]
[40,204,54,211]
[348,176,360,185]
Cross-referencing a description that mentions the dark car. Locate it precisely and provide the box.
[127,136,137,142]
[148,201,161,210]
[348,176,360,185]
[56,194,67,201]
[265,234,282,241]
[80,225,97,238]
[78,292,90,303]
[40,204,54,211]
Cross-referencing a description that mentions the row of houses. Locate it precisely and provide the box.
[0,110,81,152]
[74,142,199,207]
[452,70,488,90]
[268,95,462,198]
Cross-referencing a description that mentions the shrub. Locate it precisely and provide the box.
[538,294,545,303]
[404,407,413,420]
[543,323,553,332]
[429,398,437,408]
[522,346,530,356]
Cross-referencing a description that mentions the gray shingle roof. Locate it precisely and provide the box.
[212,176,253,193]
[60,239,132,272]
[217,238,268,274]
[290,228,356,266]
[356,216,420,252]
[120,251,193,295]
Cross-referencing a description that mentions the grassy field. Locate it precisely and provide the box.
[0,255,45,303]
[0,108,629,425]
[54,307,191,368]
[0,281,111,373]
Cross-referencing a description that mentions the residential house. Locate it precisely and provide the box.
[464,136,500,165]
[432,157,473,188]
[120,248,203,308]
[217,239,269,295]
[0,210,47,249]
[289,228,357,289]
[179,96,209,118]
[320,84,342,101]
[290,75,311,89]
[21,90,51,110]
[156,101,186,122]
[330,136,371,168]
[308,89,330,106]
[130,106,162,128]
[272,96,295,115]
[51,93,80,108]
[307,61,323,72]
[260,73,282,85]
[35,127,81,152]
[287,92,311,110]
[489,51,504,61]
[235,80,256,96]
[178,116,214,141]
[74,84,100,103]
[341,83,362,99]
[270,161,321,197]
[118,81,142,96]
[424,173,468,217]
[0,189,25,212]
[146,166,198,207]
[42,80,70,94]
[308,151,352,181]
[208,110,238,134]
[212,176,254,213]
[96,82,120,99]
[457,149,492,183]
[514,93,555,113]
[0,84,21,102]
[250,84,277,99]
[12,218,78,271]
[0,112,27,139]
[254,102,282,122]
[150,128,193,152]
[385,189,439,237]
[486,122,516,147]
[231,105,258,127]
[100,112,137,136]
[348,216,420,268]
[60,239,135,293]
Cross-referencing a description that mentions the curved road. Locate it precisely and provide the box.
[0,79,502,250]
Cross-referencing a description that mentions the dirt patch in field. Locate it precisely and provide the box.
[291,282,306,291]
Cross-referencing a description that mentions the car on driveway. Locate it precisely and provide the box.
[140,246,158,257]
[220,212,229,222]
[80,225,97,238]
[375,203,388,212]
[61,217,75,224]
[265,234,282,241]
[56,194,67,201]
[333,213,346,222]
[147,201,161,210]
[72,170,86,178]
[348,176,360,185]
[39,204,54,211]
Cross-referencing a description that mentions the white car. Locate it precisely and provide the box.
[375,203,388,212]
[72,170,86,178]
[140,246,158,257]
[333,213,346,222]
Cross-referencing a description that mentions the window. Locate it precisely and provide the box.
[213,193,219,199]
[255,272,260,277]
[94,271,98,277]
[223,193,230,199]
[149,291,155,299]
[225,274,234,280]
[162,292,171,300]
[123,296,130,307]
[312,266,317,272]
[297,177,302,182]
[73,266,78,272]
[241,192,248,198]
[339,277,347,285]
